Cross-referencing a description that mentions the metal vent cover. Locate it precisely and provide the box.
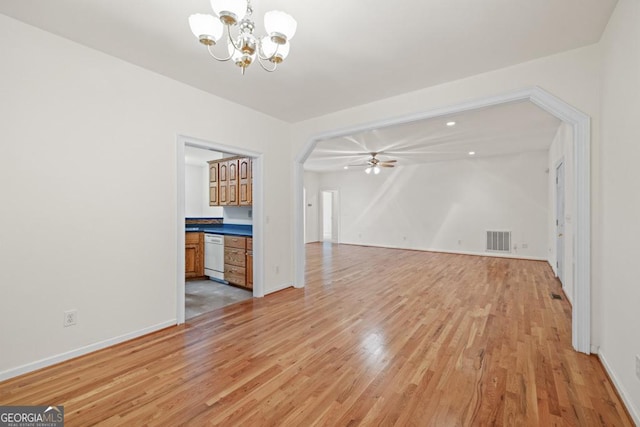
[486,231,511,253]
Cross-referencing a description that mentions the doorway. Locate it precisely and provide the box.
[177,135,265,325]
[293,87,592,354]
[556,161,565,285]
[321,190,339,243]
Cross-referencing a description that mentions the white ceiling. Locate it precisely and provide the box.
[304,100,561,172]
[0,0,617,123]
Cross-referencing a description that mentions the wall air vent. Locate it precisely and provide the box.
[486,231,511,253]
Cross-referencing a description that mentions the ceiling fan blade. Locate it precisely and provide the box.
[379,159,397,163]
[379,164,395,168]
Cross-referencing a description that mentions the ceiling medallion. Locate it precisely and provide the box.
[189,0,297,75]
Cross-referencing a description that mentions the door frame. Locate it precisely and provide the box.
[293,86,592,354]
[555,160,566,285]
[176,135,265,325]
[320,189,340,243]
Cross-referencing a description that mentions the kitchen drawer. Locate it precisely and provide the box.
[246,237,253,251]
[225,265,246,286]
[185,232,202,244]
[225,235,246,249]
[224,247,246,267]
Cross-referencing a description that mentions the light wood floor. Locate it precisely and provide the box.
[0,243,633,426]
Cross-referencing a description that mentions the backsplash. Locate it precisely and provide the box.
[185,217,223,226]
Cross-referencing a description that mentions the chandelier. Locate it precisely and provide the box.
[189,0,297,75]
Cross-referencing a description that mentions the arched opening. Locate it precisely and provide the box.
[293,86,591,353]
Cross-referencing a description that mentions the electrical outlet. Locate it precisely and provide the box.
[63,309,77,327]
[636,355,640,380]
[522,243,528,249]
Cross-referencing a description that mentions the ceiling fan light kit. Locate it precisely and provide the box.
[189,0,297,75]
[350,152,397,174]
[365,166,381,175]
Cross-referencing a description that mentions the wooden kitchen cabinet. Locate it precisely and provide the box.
[239,157,252,206]
[209,162,218,206]
[223,235,253,290]
[208,156,252,207]
[185,232,204,279]
[228,159,238,205]
[218,161,229,206]
[224,235,246,288]
[246,237,253,289]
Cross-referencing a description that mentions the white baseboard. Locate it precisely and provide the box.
[337,242,547,261]
[598,349,640,425]
[0,320,176,382]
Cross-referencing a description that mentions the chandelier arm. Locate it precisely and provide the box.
[256,55,277,72]
[206,43,233,62]
[258,41,280,62]
[226,23,243,52]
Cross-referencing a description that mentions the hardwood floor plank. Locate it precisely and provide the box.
[0,243,634,426]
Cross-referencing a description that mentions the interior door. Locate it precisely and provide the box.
[556,162,565,284]
[322,191,332,242]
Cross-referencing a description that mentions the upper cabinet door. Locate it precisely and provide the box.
[209,162,219,206]
[207,157,250,207]
[227,159,239,205]
[218,162,229,206]
[239,157,252,206]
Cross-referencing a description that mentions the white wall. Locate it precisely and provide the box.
[185,164,205,217]
[0,15,292,378]
[184,146,224,218]
[304,172,320,242]
[314,152,549,258]
[598,0,640,420]
[548,123,575,304]
[223,207,252,225]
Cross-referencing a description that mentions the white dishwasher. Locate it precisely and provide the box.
[204,234,224,281]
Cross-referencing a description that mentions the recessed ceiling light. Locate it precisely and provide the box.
[343,166,349,170]
[468,151,475,156]
[446,121,456,127]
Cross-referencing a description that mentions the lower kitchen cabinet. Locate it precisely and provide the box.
[224,235,253,290]
[246,238,253,289]
[185,232,204,279]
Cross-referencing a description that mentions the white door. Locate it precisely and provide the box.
[556,162,565,284]
[322,191,332,242]
[321,190,340,243]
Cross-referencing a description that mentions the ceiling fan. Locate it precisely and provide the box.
[348,152,397,174]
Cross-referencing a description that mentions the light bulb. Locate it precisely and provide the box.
[228,41,255,69]
[261,37,290,63]
[264,10,297,44]
[373,166,381,175]
[210,0,248,25]
[189,14,223,44]
[365,167,372,174]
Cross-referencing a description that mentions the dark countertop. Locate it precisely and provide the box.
[185,224,252,237]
